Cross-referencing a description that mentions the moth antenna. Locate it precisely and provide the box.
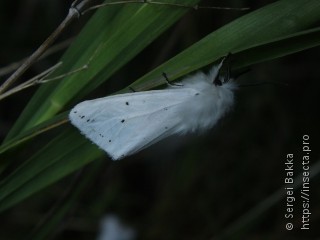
[231,67,288,88]
[232,68,251,80]
[239,81,289,87]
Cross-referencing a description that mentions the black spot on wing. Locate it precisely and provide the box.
[126,102,129,105]
[121,119,125,123]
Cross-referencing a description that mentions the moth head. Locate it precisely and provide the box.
[214,75,229,86]
[213,65,231,86]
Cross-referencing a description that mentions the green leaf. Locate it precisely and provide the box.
[5,0,200,140]
[129,0,320,90]
[2,26,320,161]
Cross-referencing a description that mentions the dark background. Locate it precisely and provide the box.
[0,0,319,239]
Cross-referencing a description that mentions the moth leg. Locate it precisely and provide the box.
[162,72,183,87]
[128,86,136,92]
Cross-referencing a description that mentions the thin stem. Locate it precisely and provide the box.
[0,33,99,101]
[83,0,249,15]
[0,63,62,101]
[0,62,89,101]
[0,0,248,97]
[0,0,94,95]
[0,38,73,77]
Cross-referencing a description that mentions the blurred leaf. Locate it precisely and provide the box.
[0,113,67,156]
[1,0,320,214]
[26,161,104,240]
[0,128,103,212]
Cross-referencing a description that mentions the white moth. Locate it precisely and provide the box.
[69,59,236,160]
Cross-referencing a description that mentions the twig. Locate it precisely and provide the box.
[0,62,89,101]
[0,63,62,101]
[0,35,100,101]
[0,0,248,101]
[0,0,94,95]
[0,38,73,77]
[0,0,248,96]
[83,0,249,15]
